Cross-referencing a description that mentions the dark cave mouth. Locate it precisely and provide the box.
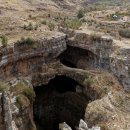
[33,75,90,130]
[60,59,76,68]
[58,45,100,69]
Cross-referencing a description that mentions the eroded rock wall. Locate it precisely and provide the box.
[67,31,113,70]
[67,31,130,91]
[0,33,66,81]
[0,33,67,130]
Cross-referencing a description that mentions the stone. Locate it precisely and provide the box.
[59,122,72,130]
[90,126,100,130]
[79,119,88,130]
[79,119,100,130]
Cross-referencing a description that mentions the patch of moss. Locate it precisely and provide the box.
[12,81,36,102]
[23,87,36,102]
[1,35,8,47]
[0,82,8,93]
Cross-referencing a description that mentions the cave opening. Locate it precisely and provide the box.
[60,59,76,68]
[33,75,90,130]
[58,45,99,69]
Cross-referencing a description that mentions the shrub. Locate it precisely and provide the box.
[34,24,38,30]
[16,96,22,108]
[28,22,33,30]
[0,82,8,93]
[80,18,87,23]
[16,37,34,45]
[41,20,47,25]
[48,22,55,31]
[29,14,32,18]
[23,22,38,31]
[23,87,36,102]
[119,29,130,38]
[1,35,8,47]
[64,19,82,30]
[23,24,27,29]
[77,9,85,19]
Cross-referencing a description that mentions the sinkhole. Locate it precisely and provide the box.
[33,75,90,130]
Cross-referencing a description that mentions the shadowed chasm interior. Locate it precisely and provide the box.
[33,75,90,130]
[58,45,99,69]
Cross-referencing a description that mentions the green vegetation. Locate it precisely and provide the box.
[119,29,130,38]
[16,37,34,45]
[1,35,8,47]
[12,82,36,103]
[34,24,38,30]
[41,20,55,31]
[64,19,82,30]
[0,82,8,93]
[16,96,22,108]
[48,22,55,31]
[41,20,47,25]
[77,9,85,19]
[23,87,36,102]
[23,22,38,31]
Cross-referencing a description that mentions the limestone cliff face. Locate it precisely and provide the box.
[0,33,67,130]
[67,31,113,70]
[0,33,66,81]
[110,48,130,91]
[67,31,130,91]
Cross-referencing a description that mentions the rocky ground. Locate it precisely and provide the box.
[0,1,130,130]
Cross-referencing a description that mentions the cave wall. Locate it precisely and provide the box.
[0,33,66,81]
[67,31,113,70]
[59,45,100,69]
[0,33,67,130]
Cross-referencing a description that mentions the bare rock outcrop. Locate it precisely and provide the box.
[67,31,130,91]
[59,120,100,130]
